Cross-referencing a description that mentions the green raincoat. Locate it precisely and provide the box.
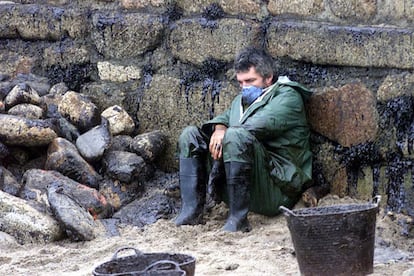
[202,77,313,216]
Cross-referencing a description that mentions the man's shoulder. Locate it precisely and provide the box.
[274,76,312,100]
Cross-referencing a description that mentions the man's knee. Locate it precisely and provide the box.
[222,127,255,162]
[179,125,199,142]
[223,127,252,144]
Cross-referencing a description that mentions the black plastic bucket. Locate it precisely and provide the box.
[93,247,196,276]
[280,196,380,276]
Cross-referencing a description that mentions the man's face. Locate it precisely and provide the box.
[236,66,273,89]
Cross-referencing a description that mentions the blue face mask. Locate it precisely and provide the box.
[241,86,263,105]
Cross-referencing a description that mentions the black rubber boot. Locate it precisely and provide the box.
[174,157,206,226]
[205,160,225,212]
[223,161,251,232]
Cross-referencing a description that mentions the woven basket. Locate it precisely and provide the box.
[280,196,380,276]
[93,247,195,276]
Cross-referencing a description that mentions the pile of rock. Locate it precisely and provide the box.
[0,73,175,244]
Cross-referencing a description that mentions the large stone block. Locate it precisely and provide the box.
[42,42,91,68]
[307,83,379,147]
[377,72,414,102]
[217,0,262,15]
[80,82,136,113]
[327,0,377,20]
[0,4,18,38]
[268,0,324,16]
[377,0,414,21]
[97,61,142,83]
[169,18,262,66]
[267,21,414,69]
[175,0,261,15]
[120,0,165,9]
[91,12,165,59]
[0,4,88,41]
[136,73,238,170]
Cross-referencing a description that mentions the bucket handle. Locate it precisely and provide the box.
[279,206,296,217]
[372,195,381,206]
[143,260,185,273]
[111,246,143,260]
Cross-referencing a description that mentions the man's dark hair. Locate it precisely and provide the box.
[234,47,274,80]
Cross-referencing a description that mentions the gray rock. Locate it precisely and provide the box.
[169,18,261,66]
[4,83,41,109]
[0,231,20,250]
[113,192,177,227]
[19,169,63,214]
[40,94,62,119]
[103,150,145,183]
[101,105,135,135]
[56,117,81,142]
[0,190,63,244]
[49,82,69,96]
[0,166,20,196]
[267,21,414,69]
[22,169,111,219]
[46,137,101,189]
[327,0,377,20]
[0,114,58,146]
[58,91,100,132]
[377,72,414,102]
[108,135,133,152]
[268,0,324,16]
[7,103,44,119]
[47,183,97,241]
[0,141,9,160]
[130,130,167,163]
[99,177,143,211]
[76,118,112,162]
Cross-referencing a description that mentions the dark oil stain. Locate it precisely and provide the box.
[46,63,93,91]
[202,3,225,21]
[336,142,382,197]
[199,3,225,30]
[328,95,414,215]
[179,57,226,119]
[162,3,183,24]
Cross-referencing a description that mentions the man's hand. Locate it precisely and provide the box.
[209,124,227,160]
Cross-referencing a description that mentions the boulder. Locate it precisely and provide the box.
[0,114,58,146]
[47,183,97,241]
[4,83,41,109]
[130,130,167,163]
[7,103,44,119]
[0,190,63,244]
[76,118,112,162]
[101,105,135,135]
[103,150,146,183]
[58,91,100,132]
[0,166,20,196]
[45,137,101,189]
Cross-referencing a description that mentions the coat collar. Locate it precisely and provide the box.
[239,82,281,124]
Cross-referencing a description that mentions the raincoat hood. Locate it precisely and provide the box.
[275,76,313,102]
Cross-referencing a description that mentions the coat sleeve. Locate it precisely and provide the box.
[201,107,231,136]
[242,87,306,141]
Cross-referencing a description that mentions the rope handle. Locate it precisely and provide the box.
[143,260,185,273]
[111,246,143,260]
[279,206,296,217]
[372,195,381,206]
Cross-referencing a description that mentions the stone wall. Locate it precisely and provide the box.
[1,0,414,213]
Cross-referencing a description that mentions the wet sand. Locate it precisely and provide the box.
[0,195,413,276]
